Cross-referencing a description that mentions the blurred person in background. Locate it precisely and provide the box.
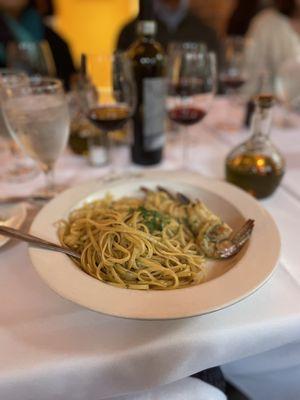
[226,0,264,36]
[244,0,300,93]
[32,0,54,17]
[116,0,221,61]
[0,0,76,89]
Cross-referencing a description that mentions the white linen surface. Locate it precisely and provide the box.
[111,377,227,400]
[223,342,300,400]
[1,101,300,399]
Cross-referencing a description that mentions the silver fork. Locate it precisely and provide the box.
[0,194,53,205]
[0,225,80,259]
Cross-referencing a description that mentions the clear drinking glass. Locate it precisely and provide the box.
[0,69,39,182]
[166,42,216,169]
[2,77,70,193]
[84,53,136,172]
[6,41,56,77]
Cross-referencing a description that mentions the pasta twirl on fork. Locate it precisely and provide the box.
[58,188,233,290]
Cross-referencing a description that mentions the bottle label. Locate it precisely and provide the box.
[143,77,166,151]
[137,21,156,36]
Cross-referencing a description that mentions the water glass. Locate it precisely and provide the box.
[2,77,70,193]
[0,69,39,182]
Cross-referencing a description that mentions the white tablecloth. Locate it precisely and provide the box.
[1,100,300,400]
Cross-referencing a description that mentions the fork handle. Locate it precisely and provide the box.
[0,194,53,204]
[0,226,80,259]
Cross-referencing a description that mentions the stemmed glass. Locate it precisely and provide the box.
[219,36,249,95]
[84,53,136,171]
[6,41,56,77]
[216,36,251,132]
[0,69,39,182]
[167,43,216,169]
[2,77,70,194]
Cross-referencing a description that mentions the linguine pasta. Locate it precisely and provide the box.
[58,188,232,290]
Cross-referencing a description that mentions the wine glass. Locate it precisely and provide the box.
[0,69,40,182]
[219,36,249,95]
[84,53,136,171]
[166,42,217,169]
[6,41,56,77]
[214,36,253,132]
[2,77,70,194]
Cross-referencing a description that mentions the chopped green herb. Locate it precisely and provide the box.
[137,206,170,233]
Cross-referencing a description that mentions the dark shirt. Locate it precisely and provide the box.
[116,12,221,60]
[0,14,76,89]
[226,1,262,36]
[44,25,76,89]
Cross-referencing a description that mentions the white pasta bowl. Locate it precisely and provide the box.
[29,170,280,320]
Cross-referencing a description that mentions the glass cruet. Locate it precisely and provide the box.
[225,94,285,199]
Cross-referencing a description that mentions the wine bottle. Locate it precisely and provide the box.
[128,0,166,165]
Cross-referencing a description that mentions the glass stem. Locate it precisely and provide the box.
[107,131,116,175]
[182,125,189,170]
[44,166,55,193]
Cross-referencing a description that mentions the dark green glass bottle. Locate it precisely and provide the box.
[128,0,166,165]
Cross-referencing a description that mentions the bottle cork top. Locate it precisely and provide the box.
[255,94,275,109]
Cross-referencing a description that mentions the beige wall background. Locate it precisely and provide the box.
[53,0,138,65]
[53,0,237,66]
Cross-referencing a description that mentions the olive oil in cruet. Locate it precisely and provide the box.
[226,94,285,199]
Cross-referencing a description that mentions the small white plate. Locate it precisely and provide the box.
[0,203,27,247]
[29,171,280,320]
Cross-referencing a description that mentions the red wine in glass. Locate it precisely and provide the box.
[220,75,246,90]
[88,104,131,131]
[168,106,207,126]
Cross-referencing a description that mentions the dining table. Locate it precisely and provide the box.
[0,98,300,400]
